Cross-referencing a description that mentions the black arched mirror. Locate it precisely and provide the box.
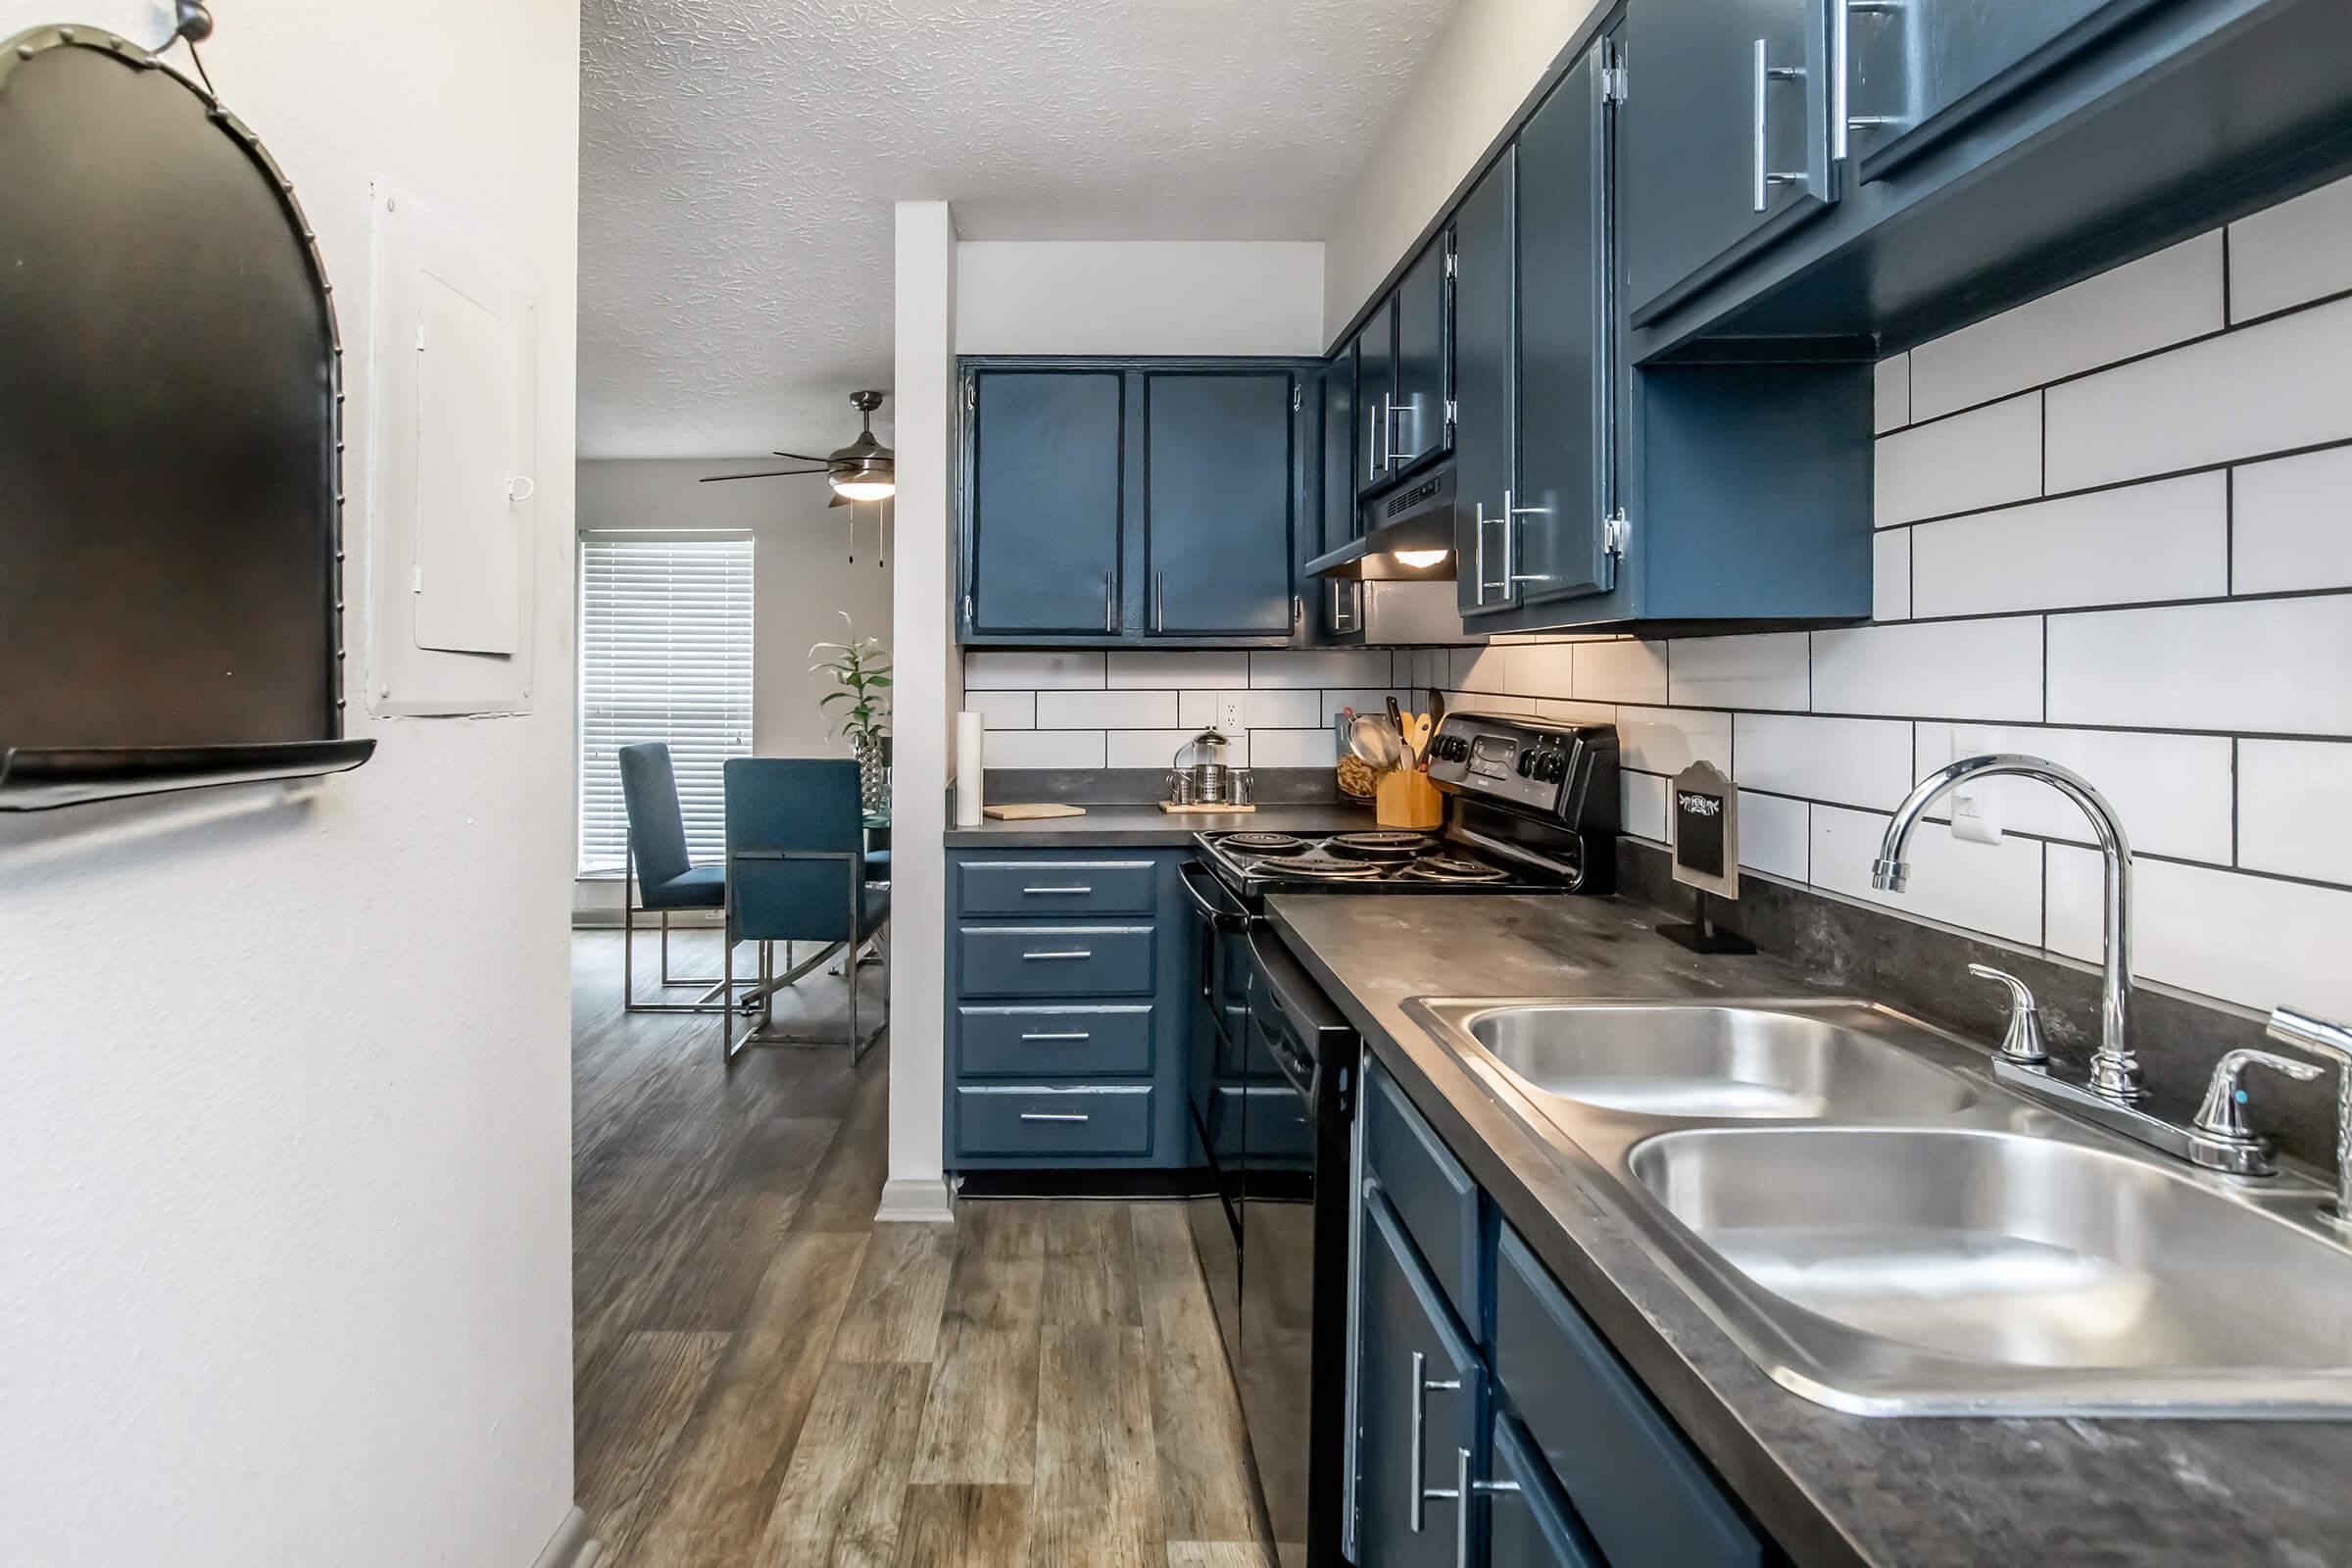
[0,24,373,808]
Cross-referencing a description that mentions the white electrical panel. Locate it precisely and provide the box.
[366,182,539,715]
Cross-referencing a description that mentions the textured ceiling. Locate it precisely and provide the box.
[579,0,1459,458]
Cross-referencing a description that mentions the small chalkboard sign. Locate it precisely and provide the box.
[1660,761,1754,955]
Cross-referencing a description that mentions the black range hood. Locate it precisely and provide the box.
[1305,466,1458,581]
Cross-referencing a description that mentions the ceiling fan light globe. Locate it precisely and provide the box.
[830,474,896,502]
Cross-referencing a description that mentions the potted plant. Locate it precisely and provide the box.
[810,613,892,813]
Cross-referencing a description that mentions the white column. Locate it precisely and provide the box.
[878,199,959,1222]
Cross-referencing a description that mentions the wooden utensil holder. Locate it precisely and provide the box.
[1375,769,1444,829]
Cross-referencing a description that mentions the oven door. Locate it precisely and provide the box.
[1240,924,1356,1568]
[1178,858,1250,1372]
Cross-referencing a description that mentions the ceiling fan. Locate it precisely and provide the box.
[701,389,895,507]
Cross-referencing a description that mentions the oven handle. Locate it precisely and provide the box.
[1179,858,1250,931]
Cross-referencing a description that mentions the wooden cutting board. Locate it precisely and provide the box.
[981,803,1087,820]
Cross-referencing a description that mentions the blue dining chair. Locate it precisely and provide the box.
[721,758,891,1061]
[616,741,736,1014]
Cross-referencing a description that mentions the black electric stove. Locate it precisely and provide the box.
[1180,711,1618,1568]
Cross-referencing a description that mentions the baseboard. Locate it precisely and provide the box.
[873,1175,956,1224]
[532,1506,600,1568]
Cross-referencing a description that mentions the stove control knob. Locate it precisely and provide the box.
[1514,748,1537,778]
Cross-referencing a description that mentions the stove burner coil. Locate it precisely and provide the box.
[1261,853,1384,880]
[1225,831,1309,856]
[1400,857,1510,884]
[1328,830,1438,862]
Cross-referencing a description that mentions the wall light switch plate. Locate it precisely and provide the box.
[1948,726,2005,845]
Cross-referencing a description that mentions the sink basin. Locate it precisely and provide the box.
[1630,1126,2352,1412]
[1457,1002,1975,1121]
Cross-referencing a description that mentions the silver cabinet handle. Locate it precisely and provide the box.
[1471,503,1491,607]
[1019,1111,1090,1123]
[1501,488,1553,585]
[1021,886,1093,895]
[1103,569,1115,632]
[1368,407,1384,480]
[1452,1446,1521,1568]
[1019,1031,1092,1042]
[1408,1349,1462,1533]
[1152,571,1164,632]
[1020,950,1092,960]
[1752,38,1807,212]
[1840,0,1907,155]
[1386,396,1414,467]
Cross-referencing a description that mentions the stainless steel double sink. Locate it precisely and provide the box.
[1405,998,2352,1417]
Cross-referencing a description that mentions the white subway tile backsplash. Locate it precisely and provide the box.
[1907,235,2224,421]
[1912,722,2234,864]
[2228,172,2352,322]
[1738,792,1810,881]
[2047,846,2352,1016]
[1451,644,1517,693]
[1873,393,2042,526]
[1622,770,1669,843]
[2044,295,2352,492]
[1573,640,1670,704]
[1178,689,1236,728]
[1874,354,1911,434]
[2047,596,2352,735]
[1811,619,2043,721]
[1107,728,1244,769]
[2237,739,2352,887]
[1814,806,2046,947]
[1251,650,1391,688]
[1614,706,1731,776]
[1243,689,1323,729]
[1666,633,1810,711]
[963,690,1035,730]
[1734,713,1915,810]
[1322,688,1400,724]
[1106,650,1250,688]
[1512,642,1578,700]
[1536,699,1616,725]
[1250,729,1339,768]
[984,728,1105,769]
[966,650,1104,689]
[1908,472,2228,618]
[1036,688,1177,729]
[1873,529,1911,622]
[2232,445,2352,595]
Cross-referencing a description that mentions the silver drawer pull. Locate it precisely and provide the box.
[1019,1111,1091,1123]
[1020,1031,1092,1042]
[1021,950,1092,960]
[1021,885,1093,895]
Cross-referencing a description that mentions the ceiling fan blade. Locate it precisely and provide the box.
[828,490,851,509]
[770,450,833,464]
[699,467,827,483]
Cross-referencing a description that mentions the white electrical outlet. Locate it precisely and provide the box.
[1948,726,2005,846]
[1216,693,1247,734]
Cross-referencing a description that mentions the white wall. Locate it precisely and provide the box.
[882,200,959,1222]
[956,240,1324,357]
[1409,178,2352,1022]
[573,459,894,914]
[0,4,580,1565]
[1322,0,1607,342]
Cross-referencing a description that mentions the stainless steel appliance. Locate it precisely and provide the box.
[1179,710,1619,1568]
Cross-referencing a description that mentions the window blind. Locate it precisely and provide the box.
[578,533,756,875]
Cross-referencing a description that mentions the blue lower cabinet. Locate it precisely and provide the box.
[947,850,1201,1170]
[1365,1060,1484,1324]
[1356,1187,1483,1568]
[1486,1410,1602,1567]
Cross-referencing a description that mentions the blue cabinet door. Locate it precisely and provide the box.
[968,369,1122,634]
[1487,1410,1604,1568]
[1392,236,1452,473]
[1145,370,1296,636]
[1318,350,1364,639]
[1355,1188,1481,1568]
[1514,46,1615,611]
[1622,0,1835,324]
[1354,300,1396,497]
[1451,147,1515,619]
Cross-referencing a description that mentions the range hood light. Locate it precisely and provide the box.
[1391,548,1449,569]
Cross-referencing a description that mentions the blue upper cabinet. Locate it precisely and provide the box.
[967,369,1124,636]
[1352,301,1396,497]
[1144,370,1296,637]
[1390,237,1452,474]
[959,357,1316,647]
[1621,0,1836,326]
[1450,146,1516,620]
[1317,347,1365,640]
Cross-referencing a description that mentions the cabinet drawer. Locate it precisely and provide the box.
[1363,1058,1482,1322]
[1494,1224,1762,1568]
[956,1004,1152,1077]
[956,1086,1153,1157]
[957,925,1154,997]
[957,858,1156,916]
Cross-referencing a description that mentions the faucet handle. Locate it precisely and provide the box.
[1968,963,2049,1067]
[2191,1049,2325,1175]
[2267,1007,2352,1225]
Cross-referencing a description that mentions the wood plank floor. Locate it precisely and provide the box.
[573,929,1273,1567]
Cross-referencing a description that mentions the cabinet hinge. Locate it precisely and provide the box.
[1293,385,1302,413]
[963,381,976,412]
[1603,509,1629,556]
[1444,251,1458,280]
[963,593,974,624]
[1445,398,1458,427]
[1292,593,1303,626]
[1602,61,1629,105]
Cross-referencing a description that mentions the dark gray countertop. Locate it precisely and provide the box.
[1264,891,2352,1568]
[943,802,1376,847]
